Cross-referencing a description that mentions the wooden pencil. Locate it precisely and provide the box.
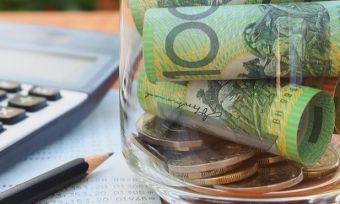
[0,153,113,204]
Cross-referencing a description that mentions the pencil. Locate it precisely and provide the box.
[0,153,113,204]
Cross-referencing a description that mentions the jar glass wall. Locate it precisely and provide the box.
[119,0,340,203]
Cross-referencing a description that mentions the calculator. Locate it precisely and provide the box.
[0,23,119,171]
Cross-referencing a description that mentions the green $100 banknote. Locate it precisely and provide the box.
[143,1,340,81]
[137,69,335,165]
[129,0,328,34]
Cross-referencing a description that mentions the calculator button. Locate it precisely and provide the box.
[0,90,6,101]
[0,81,21,93]
[29,87,61,101]
[9,95,47,112]
[0,106,26,124]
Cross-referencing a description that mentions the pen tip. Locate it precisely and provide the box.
[108,152,114,157]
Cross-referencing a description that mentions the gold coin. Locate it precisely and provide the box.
[170,162,242,180]
[266,169,339,198]
[188,167,339,199]
[265,145,340,198]
[190,161,258,186]
[188,146,340,198]
[257,153,285,166]
[137,114,207,151]
[214,162,303,194]
[303,146,339,179]
[167,142,255,174]
[254,149,265,154]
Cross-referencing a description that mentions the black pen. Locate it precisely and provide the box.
[0,153,113,204]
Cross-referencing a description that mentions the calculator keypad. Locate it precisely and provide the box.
[0,81,21,93]
[0,106,26,125]
[9,95,47,112]
[29,87,61,101]
[0,81,88,152]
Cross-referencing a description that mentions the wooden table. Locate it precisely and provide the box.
[0,11,119,33]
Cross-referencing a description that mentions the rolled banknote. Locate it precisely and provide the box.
[143,1,340,81]
[303,77,340,133]
[137,70,335,165]
[129,0,328,33]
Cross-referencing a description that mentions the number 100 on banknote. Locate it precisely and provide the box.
[143,1,340,82]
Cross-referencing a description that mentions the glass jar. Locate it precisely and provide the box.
[119,0,340,203]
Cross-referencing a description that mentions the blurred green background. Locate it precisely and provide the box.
[0,0,118,11]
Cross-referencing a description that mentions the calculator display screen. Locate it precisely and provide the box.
[0,47,97,88]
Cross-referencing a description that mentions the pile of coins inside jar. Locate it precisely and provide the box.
[127,113,340,197]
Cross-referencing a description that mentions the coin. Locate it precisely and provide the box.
[137,114,208,151]
[128,134,167,165]
[161,119,187,133]
[266,169,339,198]
[254,149,266,154]
[190,160,258,186]
[257,153,285,166]
[303,146,339,179]
[332,134,340,150]
[188,144,340,198]
[170,162,242,180]
[214,162,303,193]
[188,167,339,199]
[167,142,255,174]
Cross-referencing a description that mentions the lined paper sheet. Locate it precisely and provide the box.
[0,90,161,204]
